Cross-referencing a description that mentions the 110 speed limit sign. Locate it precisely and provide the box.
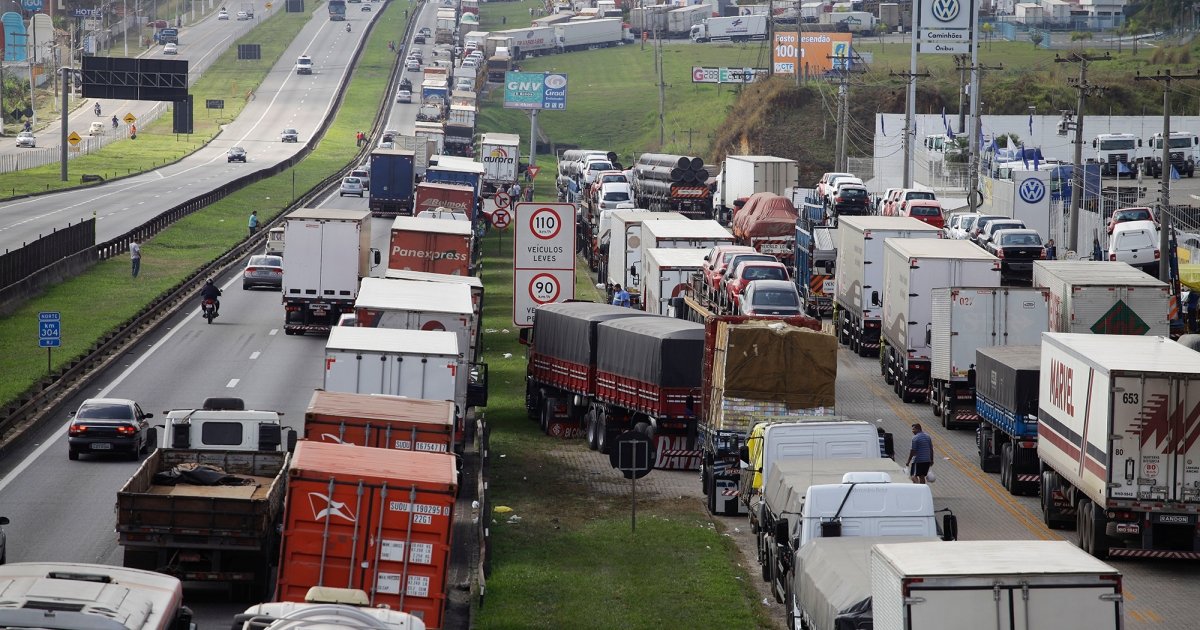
[513,269,574,327]
[513,202,577,327]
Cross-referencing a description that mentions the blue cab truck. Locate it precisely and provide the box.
[975,345,1041,496]
[425,156,485,217]
[368,149,416,217]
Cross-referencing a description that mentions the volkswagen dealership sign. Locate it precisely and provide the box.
[917,0,975,54]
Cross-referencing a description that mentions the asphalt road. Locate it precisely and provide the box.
[0,3,383,252]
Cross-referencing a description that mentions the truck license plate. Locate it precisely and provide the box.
[91,443,112,450]
[761,244,789,254]
[313,309,327,316]
[822,279,836,294]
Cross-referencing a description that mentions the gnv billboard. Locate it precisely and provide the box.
[503,71,568,111]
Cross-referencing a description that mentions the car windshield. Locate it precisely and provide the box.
[1115,209,1151,222]
[1000,233,1041,246]
[249,255,282,266]
[754,290,800,307]
[231,148,244,153]
[351,169,367,177]
[742,267,787,281]
[603,191,629,202]
[344,177,361,185]
[588,162,613,172]
[912,206,940,217]
[840,188,867,199]
[907,191,937,200]
[601,175,626,183]
[76,403,133,420]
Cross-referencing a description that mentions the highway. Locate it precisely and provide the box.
[0,2,382,252]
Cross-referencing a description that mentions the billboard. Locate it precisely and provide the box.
[772,32,853,75]
[503,71,568,111]
[691,67,769,84]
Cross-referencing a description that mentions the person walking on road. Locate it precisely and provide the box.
[1045,239,1057,260]
[248,211,259,237]
[130,241,142,279]
[611,284,631,307]
[509,181,522,202]
[907,423,934,484]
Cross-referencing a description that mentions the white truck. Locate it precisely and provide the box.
[324,326,461,411]
[1032,260,1169,336]
[159,398,295,452]
[355,277,478,363]
[629,5,669,33]
[493,25,557,56]
[638,219,733,302]
[642,247,708,316]
[761,461,954,607]
[667,4,712,36]
[481,132,521,195]
[690,14,768,42]
[713,155,798,223]
[928,286,1049,429]
[871,540,1124,629]
[554,18,625,50]
[881,239,1000,403]
[1039,332,1200,559]
[236,588,425,629]
[604,210,687,301]
[1091,132,1141,177]
[1144,130,1199,178]
[0,563,196,630]
[834,217,941,359]
[391,134,434,176]
[282,209,376,335]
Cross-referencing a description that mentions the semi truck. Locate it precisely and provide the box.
[1144,131,1199,178]
[631,152,714,218]
[712,155,798,223]
[0,563,195,630]
[667,4,712,36]
[642,247,709,316]
[689,14,768,42]
[928,286,1049,429]
[368,149,417,216]
[355,276,479,363]
[304,390,457,455]
[975,345,1042,496]
[834,217,941,358]
[116,448,288,600]
[794,224,835,317]
[236,589,426,630]
[602,210,687,292]
[881,239,1000,403]
[1032,261,1169,336]
[629,5,669,33]
[480,132,521,195]
[282,209,375,335]
[1091,132,1140,177]
[388,215,474,276]
[1039,332,1200,559]
[554,18,626,51]
[492,25,557,57]
[412,182,476,220]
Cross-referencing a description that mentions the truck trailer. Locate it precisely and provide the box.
[928,286,1049,428]
[642,247,709,316]
[690,14,768,42]
[713,155,798,223]
[1032,260,1169,336]
[480,132,521,195]
[388,215,475,276]
[975,345,1042,496]
[794,224,835,317]
[731,192,799,264]
[603,210,687,298]
[369,149,417,216]
[834,217,941,358]
[282,209,374,335]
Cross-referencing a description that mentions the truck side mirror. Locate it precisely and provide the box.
[286,429,298,453]
[871,290,880,306]
[738,444,750,464]
[372,249,382,267]
[942,514,959,541]
[820,520,843,538]
[774,519,789,543]
[925,323,932,346]
[1092,139,1098,148]
[518,328,531,346]
[1138,139,1144,148]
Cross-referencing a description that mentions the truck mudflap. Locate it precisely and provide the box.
[1108,548,1200,560]
[653,435,701,470]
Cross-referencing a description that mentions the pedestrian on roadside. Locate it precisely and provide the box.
[130,123,137,138]
[130,240,142,278]
[611,284,631,307]
[906,423,934,484]
[510,181,522,201]
[355,131,364,147]
[1045,239,1057,260]
[248,210,259,237]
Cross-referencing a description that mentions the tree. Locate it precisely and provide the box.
[1030,31,1044,48]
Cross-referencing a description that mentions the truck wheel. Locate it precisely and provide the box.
[525,384,540,420]
[931,387,941,417]
[1041,472,1072,530]
[765,544,777,596]
[759,534,772,582]
[704,464,719,515]
[539,398,554,435]
[585,410,599,450]
[1000,443,1015,494]
[785,572,798,630]
[596,413,611,454]
[1081,499,1110,559]
[979,431,1000,473]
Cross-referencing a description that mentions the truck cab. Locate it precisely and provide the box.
[159,398,295,452]
[1144,131,1199,178]
[295,55,313,75]
[1091,133,1141,177]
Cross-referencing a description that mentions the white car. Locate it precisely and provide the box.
[406,59,420,72]
[738,280,803,317]
[339,176,365,197]
[218,9,229,19]
[236,10,249,20]
[943,212,981,240]
[1108,220,1160,272]
[15,131,35,148]
[396,89,412,103]
[163,42,178,55]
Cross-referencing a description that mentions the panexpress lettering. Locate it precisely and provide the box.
[392,247,469,261]
[1048,358,1075,416]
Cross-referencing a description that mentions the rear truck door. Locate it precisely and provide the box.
[906,582,1121,630]
[1111,374,1200,505]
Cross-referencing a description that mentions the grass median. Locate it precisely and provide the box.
[0,6,315,198]
[0,3,407,406]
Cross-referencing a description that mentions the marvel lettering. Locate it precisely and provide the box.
[1048,358,1075,415]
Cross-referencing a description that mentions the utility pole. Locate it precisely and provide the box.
[1134,69,1200,217]
[830,54,850,172]
[767,0,774,77]
[656,33,665,147]
[795,0,803,86]
[1056,52,1110,254]
[954,54,968,134]
[892,68,930,188]
[965,60,1001,212]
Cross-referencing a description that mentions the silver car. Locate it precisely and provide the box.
[339,176,365,197]
[281,128,299,143]
[15,132,34,148]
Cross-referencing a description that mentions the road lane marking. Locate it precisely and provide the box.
[249,351,260,360]
[226,378,239,388]
[269,329,277,335]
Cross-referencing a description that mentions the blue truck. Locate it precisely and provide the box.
[368,149,416,216]
[974,345,1041,497]
[426,156,485,198]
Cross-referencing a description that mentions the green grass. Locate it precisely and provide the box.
[477,42,770,163]
[472,230,772,630]
[0,5,316,198]
[476,0,543,31]
[0,2,409,406]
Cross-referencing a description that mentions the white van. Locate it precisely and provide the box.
[1108,219,1159,273]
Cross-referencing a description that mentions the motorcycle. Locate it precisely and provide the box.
[201,298,218,324]
[345,23,351,32]
[94,103,101,117]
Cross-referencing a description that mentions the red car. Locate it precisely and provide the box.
[724,261,790,310]
[904,200,945,229]
[1106,206,1156,234]
[701,244,757,294]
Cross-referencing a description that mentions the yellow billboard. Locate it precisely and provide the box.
[772,32,853,75]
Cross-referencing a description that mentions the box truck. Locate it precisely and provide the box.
[369,149,417,216]
[713,155,799,222]
[354,277,478,363]
[1032,260,1169,336]
[388,215,474,277]
[480,132,521,194]
[690,14,768,42]
[604,211,688,303]
[642,247,709,316]
[282,209,375,335]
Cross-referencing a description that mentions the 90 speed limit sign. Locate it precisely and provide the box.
[513,269,575,327]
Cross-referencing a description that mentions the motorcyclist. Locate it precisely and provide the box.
[111,115,119,129]
[94,102,101,116]
[345,23,351,32]
[200,279,222,317]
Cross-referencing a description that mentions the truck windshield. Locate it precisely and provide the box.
[1100,139,1136,151]
[1169,138,1193,149]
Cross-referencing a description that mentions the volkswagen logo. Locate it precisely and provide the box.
[931,0,960,22]
[1019,179,1046,204]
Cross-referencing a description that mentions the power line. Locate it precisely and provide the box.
[1055,51,1110,253]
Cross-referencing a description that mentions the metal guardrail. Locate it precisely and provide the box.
[0,2,407,442]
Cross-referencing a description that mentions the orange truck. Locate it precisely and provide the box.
[303,390,457,453]
[388,216,474,276]
[277,441,458,628]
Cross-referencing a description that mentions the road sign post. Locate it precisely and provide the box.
[38,311,60,373]
[610,430,653,533]
[490,206,511,253]
[513,202,576,327]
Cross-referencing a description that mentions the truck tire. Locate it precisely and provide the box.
[585,409,599,450]
[704,463,719,515]
[979,430,1000,473]
[1078,499,1110,559]
[596,412,611,454]
[1000,442,1015,494]
[785,571,798,630]
[764,544,777,596]
[759,534,771,582]
[539,398,554,435]
[931,386,942,417]
[524,383,539,420]
[1041,472,1073,530]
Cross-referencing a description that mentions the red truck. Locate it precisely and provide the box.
[413,181,476,219]
[732,192,799,264]
[522,303,707,470]
[388,216,474,276]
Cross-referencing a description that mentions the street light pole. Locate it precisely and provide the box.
[123,0,128,57]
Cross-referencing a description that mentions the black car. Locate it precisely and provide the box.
[414,34,426,44]
[832,184,872,216]
[987,229,1044,284]
[67,398,154,460]
[228,146,248,162]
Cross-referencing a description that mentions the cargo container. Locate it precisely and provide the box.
[554,18,625,51]
[413,122,446,156]
[1032,260,1169,336]
[447,104,476,128]
[642,247,709,316]
[323,326,460,411]
[283,209,375,335]
[1039,333,1200,559]
[355,277,478,364]
[639,219,733,257]
[278,441,457,628]
[834,217,941,358]
[304,390,456,453]
[412,182,477,221]
[603,211,688,302]
[871,541,1123,629]
[391,134,434,177]
[369,149,417,217]
[480,132,521,193]
[794,224,836,317]
[442,123,474,158]
[690,14,768,42]
[881,239,1000,403]
[928,286,1049,428]
[714,155,799,221]
[667,4,712,35]
[974,345,1042,496]
[387,216,474,278]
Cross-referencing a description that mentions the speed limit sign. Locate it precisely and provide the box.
[514,269,574,327]
[514,202,575,269]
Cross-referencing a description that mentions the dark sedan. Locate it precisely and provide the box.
[67,398,154,460]
[243,254,283,290]
[228,146,247,162]
[987,229,1044,284]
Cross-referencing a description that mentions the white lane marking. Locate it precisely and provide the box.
[269,329,278,335]
[249,351,260,360]
[226,378,240,388]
